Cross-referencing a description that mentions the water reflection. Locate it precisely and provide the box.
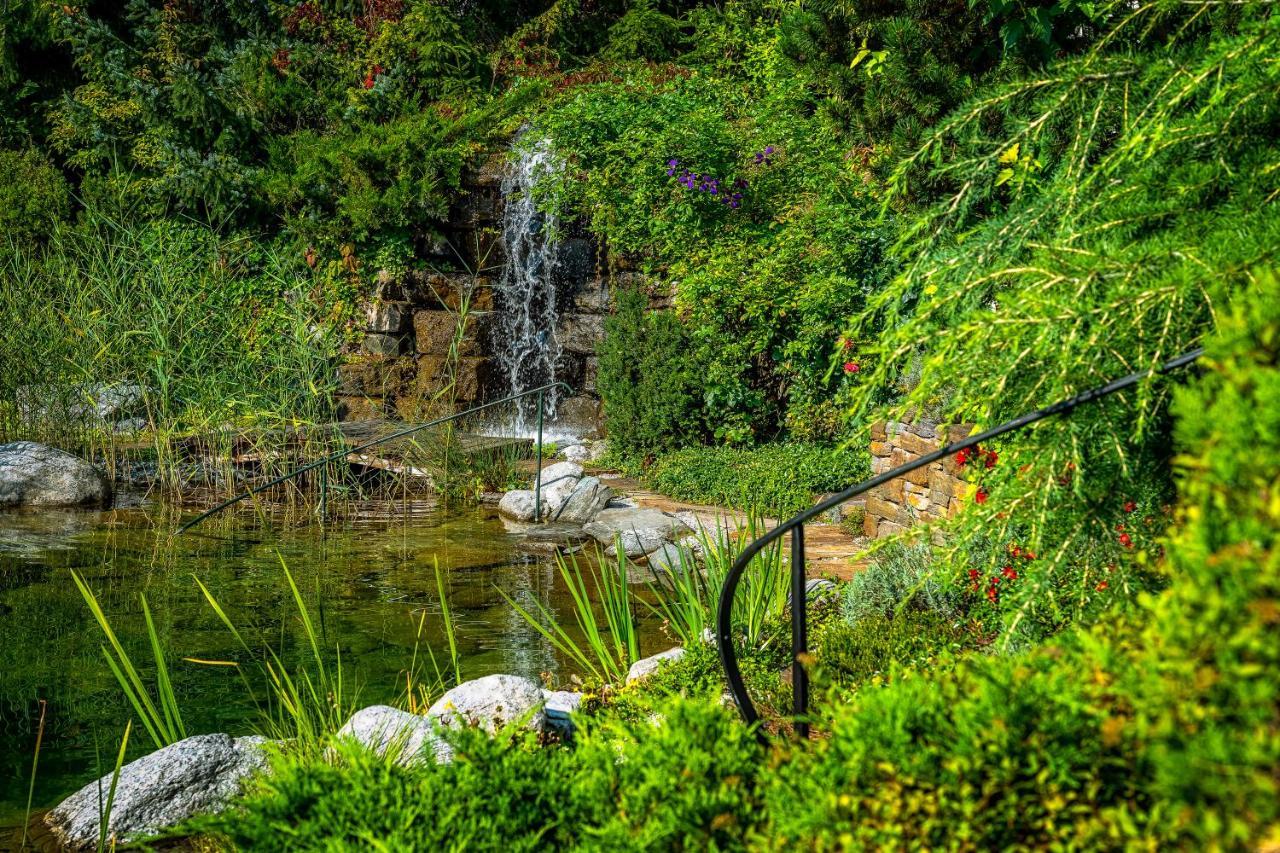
[0,499,658,827]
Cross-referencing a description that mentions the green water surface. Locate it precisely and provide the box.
[0,498,651,829]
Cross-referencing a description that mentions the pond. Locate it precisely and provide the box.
[0,497,660,831]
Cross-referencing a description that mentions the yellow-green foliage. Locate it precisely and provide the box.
[763,274,1280,848]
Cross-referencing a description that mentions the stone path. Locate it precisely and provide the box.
[590,474,870,580]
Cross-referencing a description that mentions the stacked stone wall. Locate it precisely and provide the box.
[863,418,974,539]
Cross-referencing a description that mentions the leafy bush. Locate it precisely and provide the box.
[811,609,968,695]
[0,148,69,243]
[596,284,707,460]
[645,443,869,517]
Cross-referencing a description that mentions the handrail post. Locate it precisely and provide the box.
[533,389,545,523]
[791,524,809,739]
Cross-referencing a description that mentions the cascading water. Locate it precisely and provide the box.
[491,136,564,435]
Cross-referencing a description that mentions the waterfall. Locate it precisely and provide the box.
[491,136,563,435]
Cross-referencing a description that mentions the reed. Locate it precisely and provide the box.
[646,512,789,647]
[72,572,186,749]
[501,546,641,685]
[97,720,131,853]
[20,699,47,851]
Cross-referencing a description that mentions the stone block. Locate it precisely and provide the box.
[570,281,611,314]
[409,272,495,311]
[581,357,600,395]
[863,512,878,538]
[865,496,900,521]
[553,238,600,291]
[870,440,892,457]
[336,396,387,421]
[413,310,491,357]
[877,520,906,538]
[928,469,957,499]
[363,333,406,357]
[337,357,413,398]
[870,421,887,441]
[905,492,931,512]
[556,313,606,355]
[896,429,941,457]
[365,301,410,334]
[875,477,904,503]
[871,456,892,475]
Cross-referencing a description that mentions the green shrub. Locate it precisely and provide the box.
[597,284,707,460]
[645,443,869,517]
[811,609,968,694]
[0,148,69,244]
[761,274,1280,848]
[841,540,962,625]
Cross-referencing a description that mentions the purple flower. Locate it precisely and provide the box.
[764,146,774,155]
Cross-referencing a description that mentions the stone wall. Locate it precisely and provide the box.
[863,418,973,539]
[335,157,650,433]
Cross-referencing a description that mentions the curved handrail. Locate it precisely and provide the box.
[178,381,573,533]
[717,349,1204,741]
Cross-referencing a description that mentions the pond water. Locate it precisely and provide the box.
[0,498,660,830]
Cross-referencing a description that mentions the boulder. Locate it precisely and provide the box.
[498,489,539,522]
[583,507,691,557]
[559,444,591,464]
[17,382,146,424]
[554,476,613,523]
[337,705,452,765]
[45,734,268,851]
[498,462,586,522]
[427,674,548,734]
[626,647,687,684]
[647,542,695,574]
[0,442,111,508]
[541,690,584,737]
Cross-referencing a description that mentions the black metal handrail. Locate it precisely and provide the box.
[717,349,1204,741]
[178,381,573,533]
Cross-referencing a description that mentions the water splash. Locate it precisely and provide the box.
[491,136,563,434]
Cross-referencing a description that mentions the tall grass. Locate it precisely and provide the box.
[646,513,790,647]
[72,572,186,749]
[501,546,641,685]
[20,699,47,850]
[0,217,353,504]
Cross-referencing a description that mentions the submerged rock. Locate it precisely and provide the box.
[337,705,452,765]
[45,733,268,851]
[427,674,548,734]
[583,507,691,557]
[0,441,110,508]
[626,647,687,684]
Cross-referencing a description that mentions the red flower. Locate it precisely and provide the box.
[843,361,860,374]
[840,338,854,352]
[956,446,978,467]
[968,569,980,580]
[1001,566,1018,580]
[1095,580,1109,591]
[362,73,375,89]
[1123,500,1137,513]
[986,584,999,603]
[974,487,989,505]
[1119,532,1133,548]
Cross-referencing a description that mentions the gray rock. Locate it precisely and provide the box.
[787,578,839,608]
[0,442,111,508]
[113,417,148,435]
[17,382,147,424]
[646,541,697,574]
[337,705,451,765]
[555,476,613,523]
[626,647,687,684]
[363,333,404,356]
[45,733,268,851]
[498,489,539,522]
[536,463,583,519]
[583,507,691,557]
[559,443,591,463]
[541,690,583,737]
[366,301,409,334]
[427,674,548,734]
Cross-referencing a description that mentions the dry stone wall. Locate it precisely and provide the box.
[864,417,974,539]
